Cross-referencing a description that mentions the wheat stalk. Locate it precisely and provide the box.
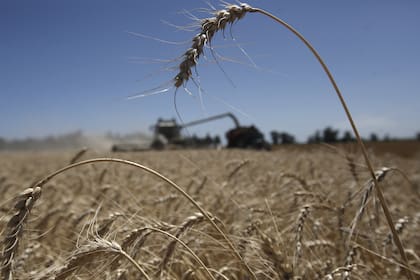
[172,3,413,278]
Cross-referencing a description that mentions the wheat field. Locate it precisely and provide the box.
[1,148,419,279]
[1,3,419,279]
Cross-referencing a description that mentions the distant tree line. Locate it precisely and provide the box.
[270,128,420,145]
[270,131,296,145]
[307,127,357,143]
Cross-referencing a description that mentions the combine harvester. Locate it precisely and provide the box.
[112,113,269,151]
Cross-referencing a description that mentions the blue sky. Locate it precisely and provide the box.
[1,0,419,142]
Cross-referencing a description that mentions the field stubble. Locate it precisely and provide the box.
[0,148,419,279]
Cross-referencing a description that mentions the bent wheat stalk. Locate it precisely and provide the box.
[31,158,255,278]
[172,3,413,279]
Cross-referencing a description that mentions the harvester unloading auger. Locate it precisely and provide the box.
[112,112,269,151]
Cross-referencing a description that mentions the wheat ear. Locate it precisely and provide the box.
[172,3,412,278]
[147,226,216,280]
[293,205,310,273]
[69,147,88,164]
[159,212,205,276]
[258,230,293,279]
[109,227,153,271]
[96,212,123,237]
[49,238,150,280]
[382,216,409,255]
[1,187,41,280]
[121,227,152,260]
[348,167,391,242]
[343,246,357,280]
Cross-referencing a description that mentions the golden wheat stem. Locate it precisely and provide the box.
[353,242,420,276]
[117,247,150,280]
[249,7,413,279]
